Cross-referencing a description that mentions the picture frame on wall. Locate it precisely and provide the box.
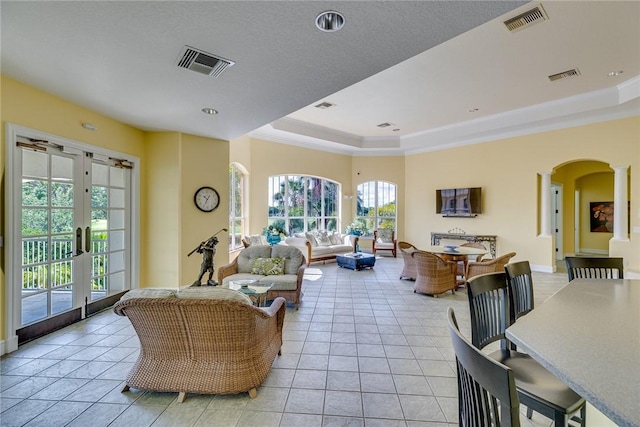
[590,202,614,233]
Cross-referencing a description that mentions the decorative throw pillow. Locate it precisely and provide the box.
[316,230,332,246]
[247,235,268,246]
[251,257,285,275]
[329,232,342,245]
[305,232,319,247]
[377,229,393,243]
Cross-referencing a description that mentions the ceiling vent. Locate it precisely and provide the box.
[548,68,581,82]
[504,5,548,32]
[176,46,234,78]
[315,102,336,109]
[377,122,395,128]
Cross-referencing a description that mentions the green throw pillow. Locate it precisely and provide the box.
[251,257,285,275]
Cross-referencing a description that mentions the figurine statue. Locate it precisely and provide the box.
[188,228,227,286]
[191,235,219,286]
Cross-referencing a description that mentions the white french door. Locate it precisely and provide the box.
[5,125,137,347]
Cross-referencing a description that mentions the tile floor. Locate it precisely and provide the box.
[1,256,569,427]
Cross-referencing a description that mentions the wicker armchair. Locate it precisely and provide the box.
[114,288,286,402]
[398,241,418,280]
[466,251,517,280]
[412,250,457,297]
[457,242,487,278]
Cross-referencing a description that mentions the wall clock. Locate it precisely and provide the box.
[194,186,220,212]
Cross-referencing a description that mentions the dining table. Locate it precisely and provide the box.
[506,278,640,427]
[423,245,489,285]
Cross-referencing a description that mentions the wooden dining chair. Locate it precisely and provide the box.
[565,256,624,281]
[504,260,534,321]
[466,272,586,427]
[448,308,521,427]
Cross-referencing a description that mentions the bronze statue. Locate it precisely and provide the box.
[189,228,227,286]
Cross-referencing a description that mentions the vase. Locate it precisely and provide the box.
[267,234,281,245]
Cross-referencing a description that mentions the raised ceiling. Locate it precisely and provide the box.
[2,1,639,156]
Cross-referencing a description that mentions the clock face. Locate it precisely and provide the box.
[194,186,220,212]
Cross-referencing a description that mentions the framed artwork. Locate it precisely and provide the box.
[590,202,614,233]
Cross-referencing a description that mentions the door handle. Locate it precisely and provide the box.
[85,226,91,253]
[75,227,84,256]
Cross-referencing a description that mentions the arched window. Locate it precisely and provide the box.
[268,175,340,234]
[355,181,397,237]
[229,163,247,250]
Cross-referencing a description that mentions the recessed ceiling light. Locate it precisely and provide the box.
[202,108,219,115]
[316,11,345,32]
[392,128,400,132]
[608,70,624,77]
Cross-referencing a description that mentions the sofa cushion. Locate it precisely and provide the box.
[316,231,332,246]
[329,232,342,245]
[305,232,319,247]
[177,286,252,304]
[221,273,266,287]
[120,288,177,301]
[246,234,269,246]
[257,274,298,291]
[272,245,305,275]
[237,245,273,273]
[251,257,285,275]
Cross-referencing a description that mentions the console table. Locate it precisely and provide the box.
[430,233,497,258]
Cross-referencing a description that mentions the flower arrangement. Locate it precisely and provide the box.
[263,224,288,238]
[345,219,367,236]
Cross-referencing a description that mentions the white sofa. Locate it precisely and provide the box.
[284,231,359,266]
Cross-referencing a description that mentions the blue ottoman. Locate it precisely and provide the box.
[336,253,376,270]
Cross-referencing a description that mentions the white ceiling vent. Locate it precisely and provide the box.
[176,46,234,78]
[504,5,548,32]
[377,122,395,128]
[315,102,336,109]
[548,68,581,82]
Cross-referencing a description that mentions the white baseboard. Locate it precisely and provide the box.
[577,248,609,255]
[531,264,554,273]
[1,336,19,356]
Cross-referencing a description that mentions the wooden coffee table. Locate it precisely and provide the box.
[336,253,376,270]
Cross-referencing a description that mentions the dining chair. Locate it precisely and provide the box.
[465,251,516,280]
[412,250,457,297]
[466,272,586,426]
[398,241,418,280]
[565,256,624,281]
[504,260,534,321]
[447,307,521,427]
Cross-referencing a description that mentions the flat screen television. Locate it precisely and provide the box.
[436,187,482,216]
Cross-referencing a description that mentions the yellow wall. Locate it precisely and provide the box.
[405,117,639,271]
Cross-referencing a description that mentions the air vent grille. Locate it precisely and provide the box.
[315,102,336,109]
[548,68,580,82]
[176,46,234,78]
[377,122,395,128]
[504,5,548,32]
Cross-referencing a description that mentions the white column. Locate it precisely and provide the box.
[612,165,629,241]
[540,172,552,237]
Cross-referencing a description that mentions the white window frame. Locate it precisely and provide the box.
[356,180,397,237]
[229,163,247,251]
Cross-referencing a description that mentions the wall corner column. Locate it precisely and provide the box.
[612,165,629,241]
[539,172,552,237]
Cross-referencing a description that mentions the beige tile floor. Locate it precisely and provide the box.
[1,256,570,427]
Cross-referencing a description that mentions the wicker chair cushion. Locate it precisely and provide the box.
[271,245,305,275]
[177,287,252,304]
[260,274,298,291]
[237,245,273,273]
[251,257,285,275]
[120,288,177,301]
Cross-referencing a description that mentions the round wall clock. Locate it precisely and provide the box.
[194,186,220,212]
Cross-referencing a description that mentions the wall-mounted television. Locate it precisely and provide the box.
[436,187,482,216]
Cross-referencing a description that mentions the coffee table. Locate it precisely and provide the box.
[336,253,376,270]
[225,279,273,307]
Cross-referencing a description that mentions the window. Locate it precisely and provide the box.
[356,181,397,236]
[229,163,246,250]
[268,175,339,234]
